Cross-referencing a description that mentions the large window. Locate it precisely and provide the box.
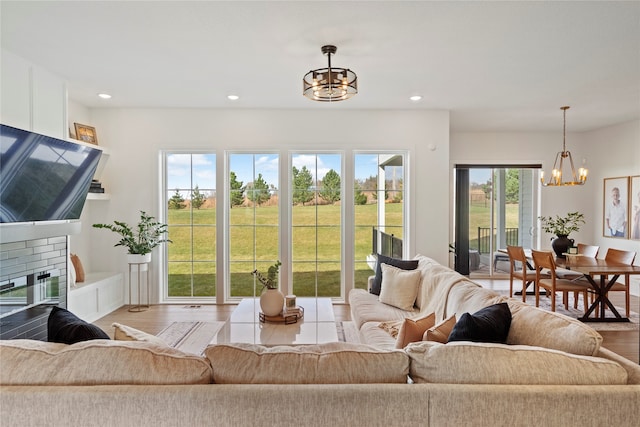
[228,153,279,297]
[165,153,216,298]
[291,153,342,297]
[162,150,408,303]
[354,154,405,289]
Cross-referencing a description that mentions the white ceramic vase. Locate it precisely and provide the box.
[260,288,285,316]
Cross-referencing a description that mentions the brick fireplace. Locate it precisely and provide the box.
[0,236,69,340]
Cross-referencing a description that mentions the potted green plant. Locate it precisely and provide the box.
[538,211,585,258]
[93,211,172,263]
[251,260,283,316]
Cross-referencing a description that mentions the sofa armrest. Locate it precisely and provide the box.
[367,276,375,292]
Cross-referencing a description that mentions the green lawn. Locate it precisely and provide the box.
[167,202,402,297]
[166,201,517,298]
[468,203,520,250]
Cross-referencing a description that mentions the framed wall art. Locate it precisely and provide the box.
[74,123,98,145]
[630,175,640,240]
[602,176,629,238]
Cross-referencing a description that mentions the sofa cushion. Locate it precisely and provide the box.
[448,302,511,344]
[349,289,415,329]
[424,314,457,343]
[394,313,436,349]
[506,299,603,356]
[379,263,422,311]
[361,321,398,350]
[0,339,213,385]
[205,342,409,384]
[405,341,628,385]
[47,306,109,344]
[371,254,419,295]
[112,322,168,346]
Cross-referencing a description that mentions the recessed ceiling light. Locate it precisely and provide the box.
[97,93,112,99]
[409,95,422,102]
[227,95,240,101]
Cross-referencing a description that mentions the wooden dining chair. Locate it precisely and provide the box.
[561,243,599,308]
[595,248,637,317]
[506,246,546,302]
[531,250,590,313]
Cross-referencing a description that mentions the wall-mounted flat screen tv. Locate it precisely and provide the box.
[0,124,102,223]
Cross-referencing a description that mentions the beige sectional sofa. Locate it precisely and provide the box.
[1,254,639,427]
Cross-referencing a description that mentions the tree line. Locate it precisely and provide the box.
[169,167,402,209]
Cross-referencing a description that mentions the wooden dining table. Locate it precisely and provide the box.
[559,255,640,322]
[497,248,640,322]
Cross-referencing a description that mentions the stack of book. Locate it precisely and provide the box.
[89,180,105,193]
[283,305,302,317]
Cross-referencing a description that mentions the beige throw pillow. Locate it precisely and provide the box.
[378,263,422,311]
[423,314,457,343]
[394,313,436,349]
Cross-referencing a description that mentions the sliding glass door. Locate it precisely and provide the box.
[454,165,539,277]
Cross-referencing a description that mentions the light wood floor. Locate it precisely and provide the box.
[93,279,639,364]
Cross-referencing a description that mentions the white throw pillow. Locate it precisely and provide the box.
[378,263,422,311]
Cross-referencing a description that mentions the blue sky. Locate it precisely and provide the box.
[167,153,389,193]
[470,169,491,185]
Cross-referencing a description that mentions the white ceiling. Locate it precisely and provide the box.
[1,1,639,132]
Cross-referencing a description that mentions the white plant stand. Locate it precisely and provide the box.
[128,259,150,312]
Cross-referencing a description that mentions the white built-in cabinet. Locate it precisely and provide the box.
[1,48,66,138]
[68,272,124,323]
[1,48,123,319]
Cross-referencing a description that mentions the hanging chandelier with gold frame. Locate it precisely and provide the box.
[541,106,588,187]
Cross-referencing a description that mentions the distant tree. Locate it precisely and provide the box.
[354,182,368,205]
[246,173,271,206]
[168,190,186,209]
[191,185,205,209]
[320,169,341,204]
[292,166,314,205]
[229,171,245,208]
[362,175,377,191]
[505,169,520,203]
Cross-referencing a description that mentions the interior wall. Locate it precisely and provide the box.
[582,120,640,294]
[77,108,450,301]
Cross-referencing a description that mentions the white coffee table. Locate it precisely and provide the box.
[212,297,338,345]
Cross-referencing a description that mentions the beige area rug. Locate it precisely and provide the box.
[157,321,225,355]
[497,291,639,332]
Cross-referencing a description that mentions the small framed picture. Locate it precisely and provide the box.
[630,175,640,240]
[74,123,98,145]
[603,176,629,238]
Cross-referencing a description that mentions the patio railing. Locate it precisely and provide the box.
[476,227,518,254]
[372,227,403,258]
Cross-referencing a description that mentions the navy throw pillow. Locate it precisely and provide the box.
[447,302,512,344]
[47,306,110,344]
[370,254,419,296]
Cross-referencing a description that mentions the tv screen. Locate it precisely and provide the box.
[0,124,102,223]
